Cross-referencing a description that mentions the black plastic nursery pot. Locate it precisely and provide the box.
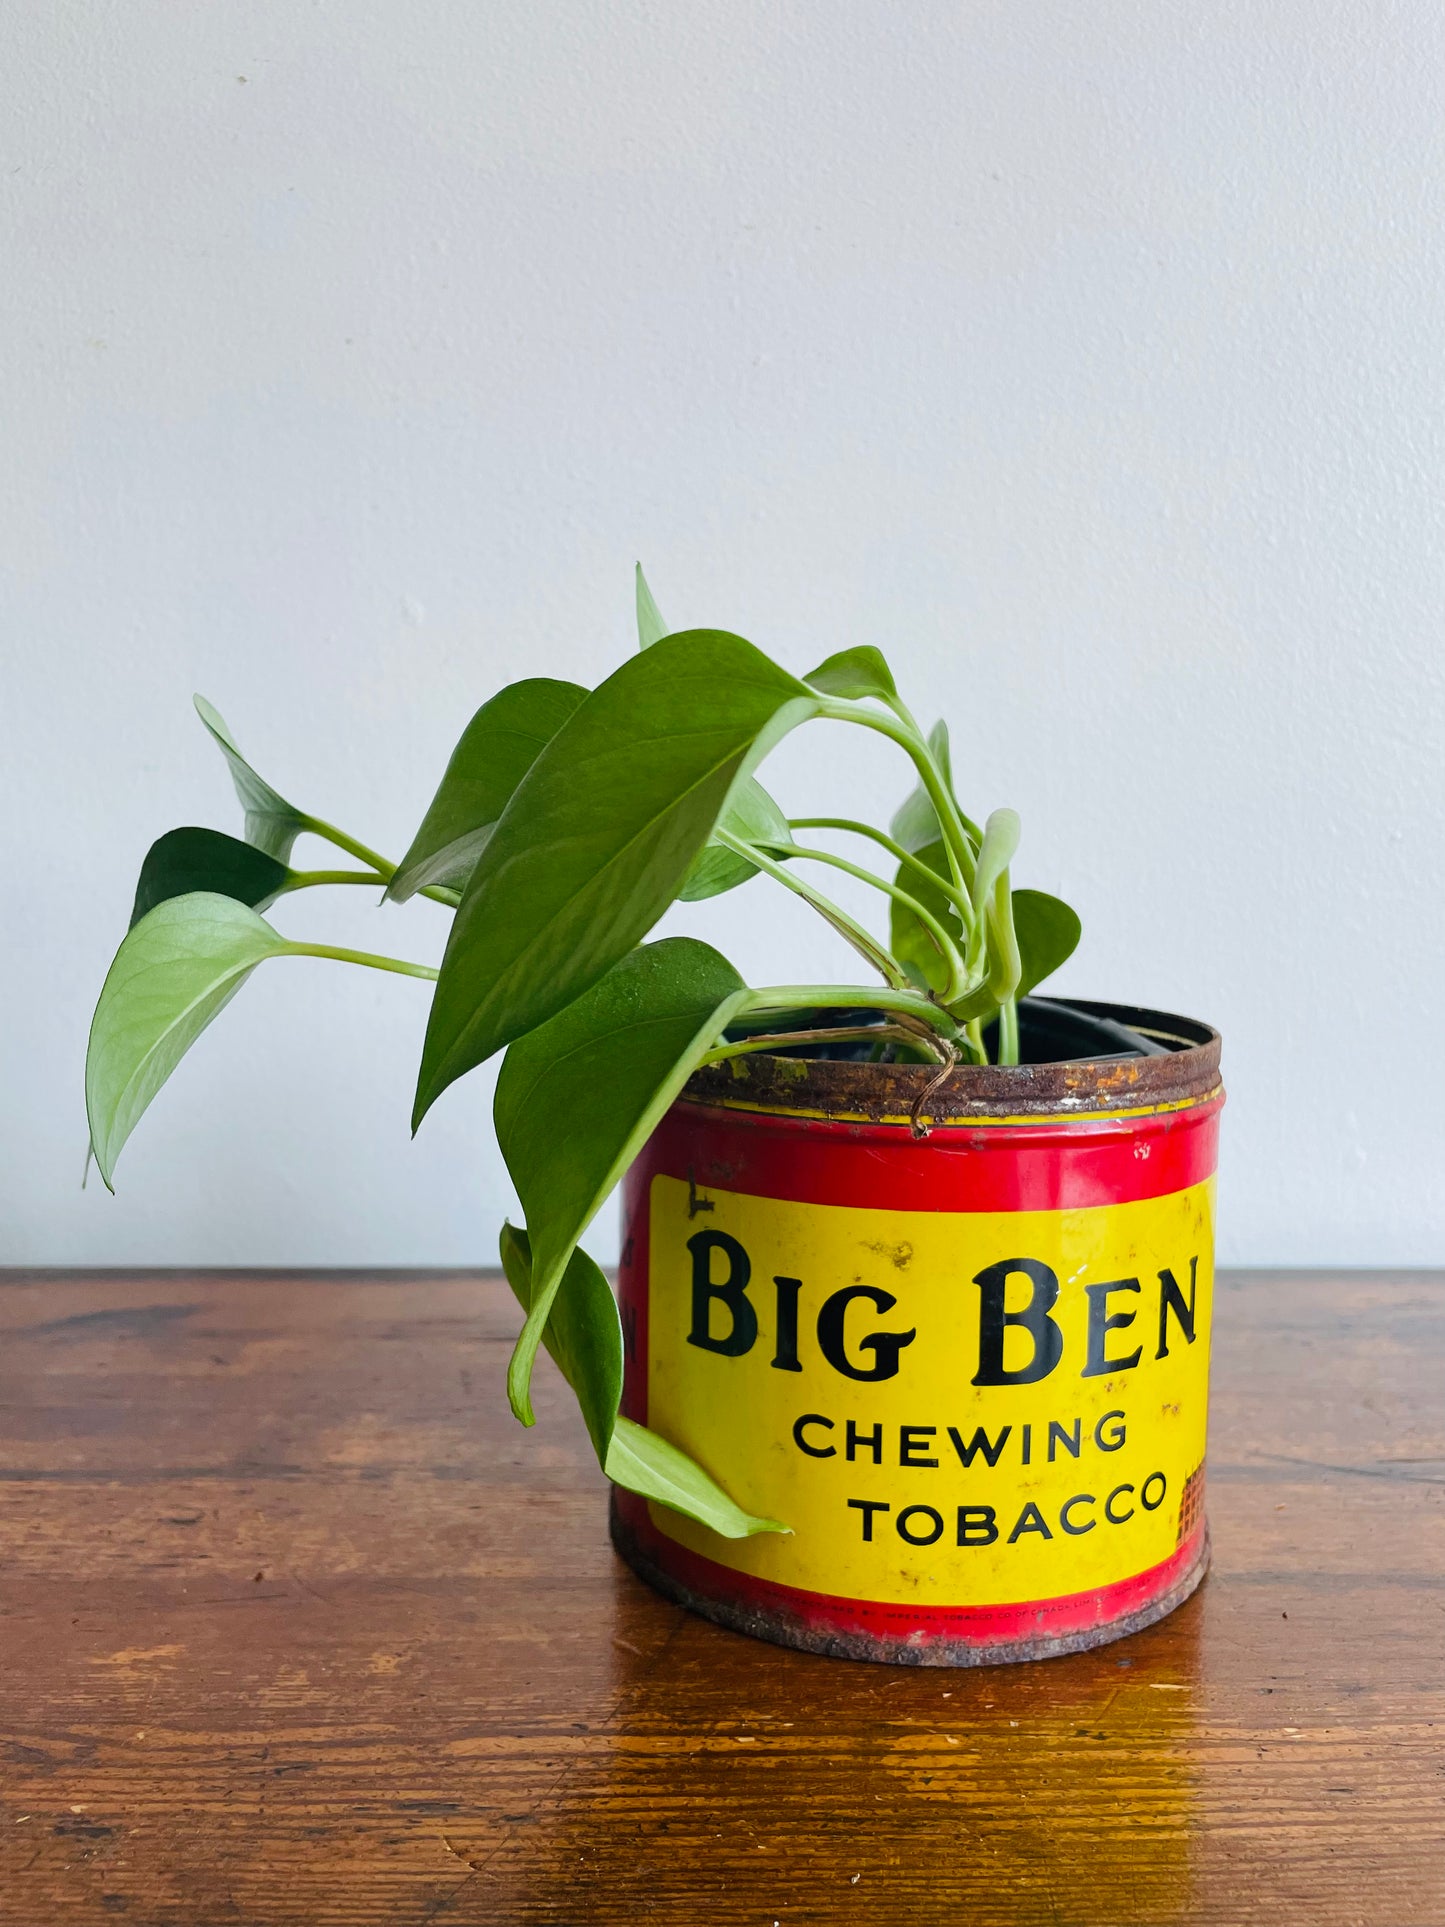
[613,999,1223,1667]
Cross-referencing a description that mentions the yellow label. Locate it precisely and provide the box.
[646,1174,1214,1607]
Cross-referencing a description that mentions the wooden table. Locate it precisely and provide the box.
[0,1268,1441,1925]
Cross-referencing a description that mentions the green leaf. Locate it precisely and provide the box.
[805,644,898,703]
[678,773,792,902]
[636,589,793,899]
[493,938,749,1424]
[130,827,291,927]
[388,679,587,903]
[971,808,1020,919]
[499,1223,621,1462]
[193,696,310,862]
[1013,889,1082,997]
[890,718,955,854]
[414,631,816,1124]
[499,1224,783,1538]
[890,842,1082,1018]
[86,893,293,1189]
[888,838,964,996]
[606,1417,786,1538]
[635,562,669,649]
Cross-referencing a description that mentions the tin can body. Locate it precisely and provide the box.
[613,1000,1222,1666]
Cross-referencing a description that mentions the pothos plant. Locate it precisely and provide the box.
[86,570,1080,1539]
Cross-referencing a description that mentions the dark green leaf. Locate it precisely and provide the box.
[388,679,587,903]
[414,631,815,1123]
[130,828,291,928]
[493,938,749,1424]
[1013,889,1082,997]
[635,562,669,649]
[634,576,790,896]
[805,644,897,703]
[86,893,294,1188]
[499,1223,621,1462]
[499,1220,782,1536]
[193,697,310,862]
[504,1233,786,1533]
[606,1418,786,1538]
[890,719,956,854]
[678,774,792,901]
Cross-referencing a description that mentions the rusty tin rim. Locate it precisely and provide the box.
[681,997,1222,1128]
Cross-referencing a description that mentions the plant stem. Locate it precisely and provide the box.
[300,815,459,906]
[287,942,439,982]
[701,1023,946,1067]
[741,983,958,1036]
[303,815,395,876]
[814,699,979,903]
[281,869,386,892]
[761,840,968,1004]
[713,826,912,992]
[786,818,973,922]
[996,998,1020,1066]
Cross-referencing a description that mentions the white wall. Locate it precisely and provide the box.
[4,2,1442,1269]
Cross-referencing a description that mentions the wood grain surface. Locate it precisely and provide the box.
[0,1267,1441,1926]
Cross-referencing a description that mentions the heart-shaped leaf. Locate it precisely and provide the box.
[499,1225,783,1536]
[194,697,310,862]
[1013,888,1082,997]
[499,1223,622,1462]
[678,773,793,901]
[635,562,670,649]
[414,631,816,1124]
[130,827,291,927]
[87,893,295,1188]
[805,644,897,703]
[388,678,587,903]
[634,583,789,898]
[493,938,749,1424]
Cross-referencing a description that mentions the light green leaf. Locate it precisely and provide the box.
[971,808,1021,919]
[193,696,310,862]
[493,938,749,1424]
[388,678,587,903]
[414,631,816,1124]
[890,718,957,854]
[970,811,1022,1005]
[130,827,291,928]
[888,837,964,996]
[891,839,1082,1021]
[499,1217,782,1536]
[86,893,293,1188]
[606,1417,786,1538]
[678,774,793,901]
[805,644,898,703]
[499,1223,621,1462]
[1013,889,1082,997]
[635,562,669,649]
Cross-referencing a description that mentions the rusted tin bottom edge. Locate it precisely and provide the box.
[611,1512,1212,1669]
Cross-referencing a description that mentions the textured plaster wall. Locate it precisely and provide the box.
[4,2,1442,1266]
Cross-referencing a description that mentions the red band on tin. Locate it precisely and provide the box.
[614,1485,1206,1647]
[646,1092,1221,1215]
